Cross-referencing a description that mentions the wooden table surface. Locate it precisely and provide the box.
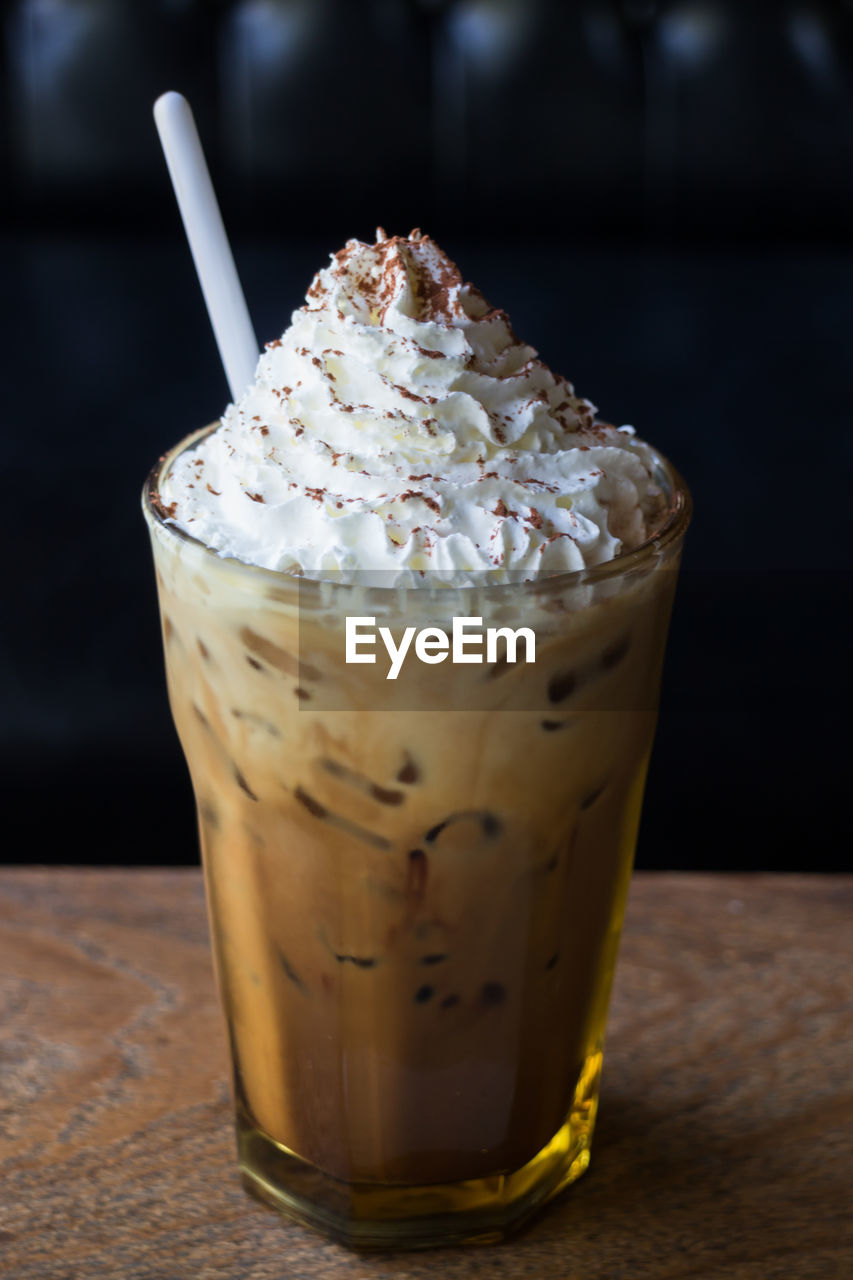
[0,870,850,1280]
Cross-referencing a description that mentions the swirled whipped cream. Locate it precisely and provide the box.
[161,229,665,584]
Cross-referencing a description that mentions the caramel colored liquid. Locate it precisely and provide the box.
[150,540,676,1245]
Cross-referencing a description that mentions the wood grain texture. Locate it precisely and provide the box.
[0,870,850,1280]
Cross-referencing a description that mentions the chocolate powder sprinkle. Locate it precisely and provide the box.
[400,490,441,515]
[394,383,436,405]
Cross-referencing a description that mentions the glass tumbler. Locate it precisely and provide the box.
[143,428,691,1249]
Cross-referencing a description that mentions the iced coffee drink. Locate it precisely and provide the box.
[143,231,690,1247]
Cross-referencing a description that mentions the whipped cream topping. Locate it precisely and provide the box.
[161,230,665,585]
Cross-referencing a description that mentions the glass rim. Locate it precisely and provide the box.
[142,424,692,597]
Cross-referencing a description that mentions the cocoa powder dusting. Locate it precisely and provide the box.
[394,384,437,405]
[400,490,441,515]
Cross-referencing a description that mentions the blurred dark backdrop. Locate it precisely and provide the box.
[2,0,851,870]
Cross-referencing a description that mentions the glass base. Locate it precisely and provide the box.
[236,1051,602,1250]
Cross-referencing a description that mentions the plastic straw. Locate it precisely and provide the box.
[154,91,258,402]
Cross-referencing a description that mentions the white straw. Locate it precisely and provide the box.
[154,91,258,402]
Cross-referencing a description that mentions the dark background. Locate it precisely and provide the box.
[2,0,851,870]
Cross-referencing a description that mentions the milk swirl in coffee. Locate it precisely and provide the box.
[160,229,664,584]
